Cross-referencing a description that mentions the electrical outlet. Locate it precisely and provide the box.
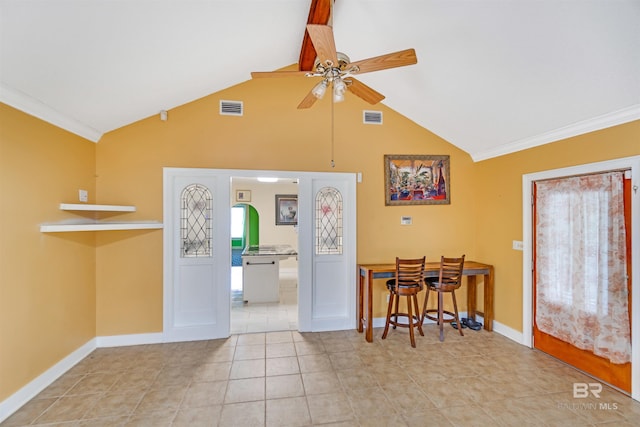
[512,240,524,251]
[78,189,88,202]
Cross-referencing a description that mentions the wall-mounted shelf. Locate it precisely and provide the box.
[40,222,163,233]
[40,203,163,232]
[59,203,136,212]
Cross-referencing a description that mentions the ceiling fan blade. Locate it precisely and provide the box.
[251,71,310,78]
[349,48,417,74]
[348,78,385,105]
[297,90,319,109]
[299,0,333,71]
[306,24,339,66]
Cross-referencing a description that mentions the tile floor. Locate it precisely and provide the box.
[2,325,639,426]
[231,267,298,334]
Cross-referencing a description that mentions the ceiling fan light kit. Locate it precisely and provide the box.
[311,79,328,99]
[251,23,417,109]
[332,77,346,103]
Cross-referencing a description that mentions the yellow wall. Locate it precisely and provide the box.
[95,77,478,334]
[0,103,97,400]
[475,120,640,331]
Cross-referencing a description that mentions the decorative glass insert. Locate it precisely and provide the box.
[315,187,343,255]
[181,184,212,257]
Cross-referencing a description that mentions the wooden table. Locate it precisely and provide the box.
[357,261,494,342]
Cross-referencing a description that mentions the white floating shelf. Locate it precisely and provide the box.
[42,203,161,232]
[40,222,163,233]
[59,203,136,212]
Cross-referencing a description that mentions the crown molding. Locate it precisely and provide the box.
[0,84,102,142]
[472,104,640,162]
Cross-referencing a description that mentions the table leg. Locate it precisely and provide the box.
[484,267,494,331]
[366,271,374,342]
[467,275,477,322]
[357,268,364,333]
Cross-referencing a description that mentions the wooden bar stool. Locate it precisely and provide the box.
[381,256,425,347]
[421,255,465,342]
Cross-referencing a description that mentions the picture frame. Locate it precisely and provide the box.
[275,194,298,225]
[384,154,450,205]
[236,190,251,202]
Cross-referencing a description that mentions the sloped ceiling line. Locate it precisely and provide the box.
[0,83,102,142]
[473,104,640,162]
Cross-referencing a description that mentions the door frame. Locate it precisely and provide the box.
[522,155,640,401]
[163,167,357,340]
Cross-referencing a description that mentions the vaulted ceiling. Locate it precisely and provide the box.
[1,0,638,161]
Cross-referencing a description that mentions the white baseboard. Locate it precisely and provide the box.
[96,332,164,348]
[492,320,526,345]
[0,332,164,423]
[0,338,96,423]
[372,311,481,329]
[371,313,527,347]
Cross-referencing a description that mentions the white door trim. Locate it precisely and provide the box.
[522,155,640,401]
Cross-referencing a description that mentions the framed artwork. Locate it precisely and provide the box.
[236,190,251,202]
[275,194,298,225]
[384,154,450,205]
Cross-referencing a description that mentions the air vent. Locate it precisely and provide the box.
[220,100,243,116]
[363,110,383,125]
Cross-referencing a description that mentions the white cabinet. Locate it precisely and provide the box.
[242,256,280,303]
[241,245,298,304]
[40,203,163,232]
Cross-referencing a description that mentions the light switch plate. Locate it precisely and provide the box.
[79,189,88,202]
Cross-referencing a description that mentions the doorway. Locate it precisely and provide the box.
[532,170,632,392]
[163,168,357,342]
[230,178,299,334]
[522,156,640,401]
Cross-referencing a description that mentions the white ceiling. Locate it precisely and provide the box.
[1,0,638,161]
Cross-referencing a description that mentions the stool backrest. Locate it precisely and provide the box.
[394,257,426,290]
[437,255,465,290]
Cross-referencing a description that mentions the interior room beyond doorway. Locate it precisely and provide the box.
[230,176,299,334]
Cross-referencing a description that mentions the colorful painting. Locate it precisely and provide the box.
[384,155,450,205]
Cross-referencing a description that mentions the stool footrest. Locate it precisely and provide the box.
[423,309,457,323]
[388,313,422,329]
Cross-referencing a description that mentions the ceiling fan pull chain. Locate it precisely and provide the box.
[330,95,335,168]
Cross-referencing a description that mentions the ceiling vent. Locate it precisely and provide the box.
[220,100,243,116]
[363,110,383,125]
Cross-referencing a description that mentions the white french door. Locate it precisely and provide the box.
[164,168,357,340]
[298,174,357,331]
[163,169,230,342]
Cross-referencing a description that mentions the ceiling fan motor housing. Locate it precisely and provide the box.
[313,52,352,77]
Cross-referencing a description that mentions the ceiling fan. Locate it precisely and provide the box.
[251,23,418,109]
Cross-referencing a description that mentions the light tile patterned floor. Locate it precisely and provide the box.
[231,266,298,334]
[2,326,639,426]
